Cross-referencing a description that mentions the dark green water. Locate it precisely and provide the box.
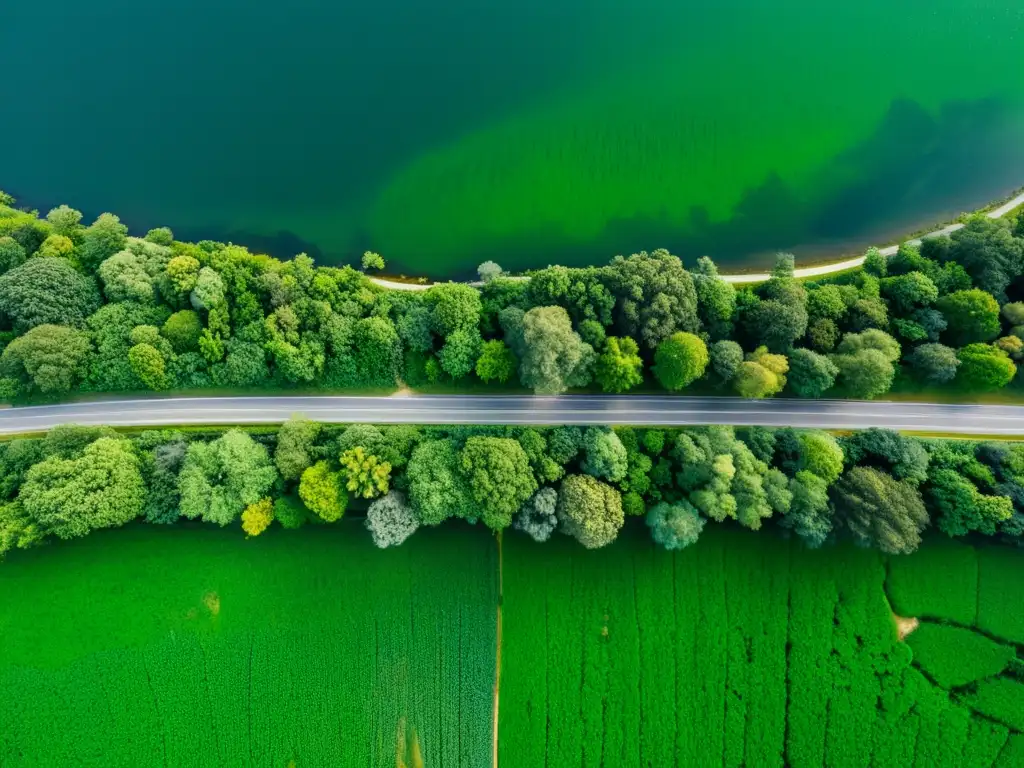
[2,1,1023,277]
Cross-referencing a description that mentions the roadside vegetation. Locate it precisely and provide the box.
[4,420,1024,561]
[1,192,1023,403]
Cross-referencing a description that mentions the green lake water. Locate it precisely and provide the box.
[2,0,1023,277]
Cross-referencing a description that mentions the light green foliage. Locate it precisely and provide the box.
[927,468,1012,536]
[361,250,385,271]
[807,284,848,321]
[458,436,536,530]
[836,328,901,361]
[161,310,203,353]
[98,250,154,303]
[580,427,628,482]
[0,501,44,559]
[36,234,75,260]
[906,623,1014,688]
[273,417,321,481]
[787,348,837,398]
[438,327,481,379]
[0,257,101,331]
[127,343,169,391]
[475,339,516,383]
[178,430,278,526]
[79,213,128,272]
[880,271,938,313]
[832,330,900,399]
[365,490,419,548]
[556,473,624,549]
[0,524,496,766]
[339,446,391,499]
[165,254,201,296]
[956,343,1016,391]
[653,331,708,391]
[145,227,174,246]
[407,439,474,525]
[45,205,83,237]
[832,467,928,554]
[20,437,144,539]
[674,426,783,530]
[426,282,482,336]
[189,266,225,310]
[0,324,92,395]
[863,246,887,276]
[594,336,643,393]
[798,431,844,484]
[937,289,1002,346]
[646,500,704,549]
[994,334,1024,360]
[515,306,595,395]
[734,346,787,398]
[299,460,349,521]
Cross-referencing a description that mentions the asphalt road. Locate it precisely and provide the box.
[3,395,1024,435]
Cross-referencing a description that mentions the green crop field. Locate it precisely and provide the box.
[3,523,1024,767]
[500,527,1024,768]
[0,523,498,767]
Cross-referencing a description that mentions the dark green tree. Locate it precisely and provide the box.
[0,257,101,331]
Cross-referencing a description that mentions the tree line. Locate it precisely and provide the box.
[2,421,1022,560]
[1,191,1024,401]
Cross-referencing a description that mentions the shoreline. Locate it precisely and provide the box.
[369,189,1024,291]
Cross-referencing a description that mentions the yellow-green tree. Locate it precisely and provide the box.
[241,498,274,537]
[339,447,391,499]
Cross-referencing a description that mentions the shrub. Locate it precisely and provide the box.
[653,332,708,391]
[646,501,704,550]
[365,491,419,548]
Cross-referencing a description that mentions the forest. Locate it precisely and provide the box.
[2,191,1024,402]
[3,419,1023,562]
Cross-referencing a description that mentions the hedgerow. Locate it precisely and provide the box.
[5,424,1024,562]
[2,192,1024,402]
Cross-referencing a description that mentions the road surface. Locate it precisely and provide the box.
[371,190,1024,289]
[4,395,1024,435]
